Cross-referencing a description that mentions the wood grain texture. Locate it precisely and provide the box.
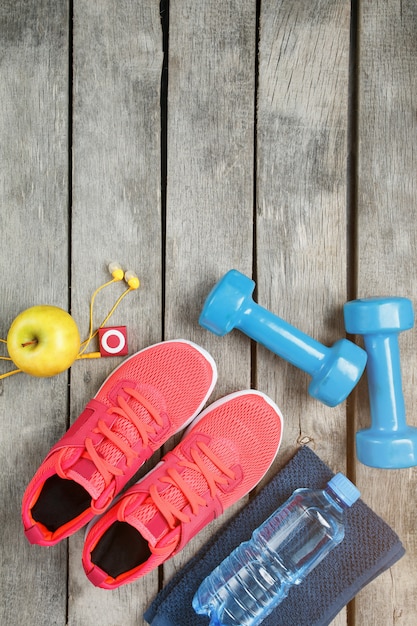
[0,1,69,625]
[68,1,163,625]
[354,1,417,624]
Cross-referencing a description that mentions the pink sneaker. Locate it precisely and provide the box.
[22,340,217,546]
[82,390,284,589]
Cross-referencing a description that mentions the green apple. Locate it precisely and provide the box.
[7,305,81,377]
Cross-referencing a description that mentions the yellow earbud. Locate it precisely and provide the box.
[108,262,124,281]
[124,270,140,290]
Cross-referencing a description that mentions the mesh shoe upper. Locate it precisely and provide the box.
[22,340,217,546]
[82,390,284,589]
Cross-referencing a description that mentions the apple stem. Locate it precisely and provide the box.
[21,340,38,348]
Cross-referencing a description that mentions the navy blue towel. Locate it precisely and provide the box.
[144,446,405,626]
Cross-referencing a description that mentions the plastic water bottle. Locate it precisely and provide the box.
[193,473,360,626]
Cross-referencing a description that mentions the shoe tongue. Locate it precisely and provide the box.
[125,502,175,546]
[66,456,102,500]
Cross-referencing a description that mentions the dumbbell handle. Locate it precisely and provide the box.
[364,333,407,432]
[237,301,328,376]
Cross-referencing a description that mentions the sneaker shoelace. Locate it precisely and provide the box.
[57,387,163,501]
[122,439,237,556]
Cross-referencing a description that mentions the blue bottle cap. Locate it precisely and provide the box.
[328,473,360,507]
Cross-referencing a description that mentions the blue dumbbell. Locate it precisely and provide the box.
[344,297,417,468]
[199,269,367,407]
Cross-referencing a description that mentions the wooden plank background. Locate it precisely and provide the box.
[354,1,417,623]
[1,1,416,624]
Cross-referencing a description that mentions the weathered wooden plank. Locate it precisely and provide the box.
[69,1,163,625]
[257,1,351,469]
[355,1,417,624]
[163,0,257,581]
[257,1,351,622]
[0,1,70,625]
